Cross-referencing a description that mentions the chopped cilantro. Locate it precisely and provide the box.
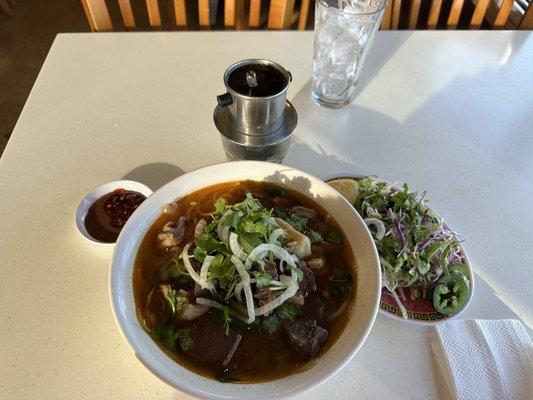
[222,307,232,336]
[176,329,193,351]
[330,273,352,299]
[255,303,303,335]
[215,198,227,214]
[153,324,193,352]
[307,229,323,244]
[326,230,342,244]
[287,213,308,232]
[265,185,286,197]
[163,289,185,314]
[252,271,273,288]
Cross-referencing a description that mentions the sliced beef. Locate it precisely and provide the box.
[287,291,305,307]
[264,260,278,280]
[176,302,209,322]
[254,288,276,316]
[291,206,318,219]
[186,316,242,368]
[284,319,328,359]
[298,263,317,292]
[194,282,210,299]
[157,216,188,251]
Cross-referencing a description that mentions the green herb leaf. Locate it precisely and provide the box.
[163,290,185,314]
[153,324,193,351]
[326,230,342,244]
[253,271,273,288]
[287,213,308,232]
[307,229,323,244]
[209,255,236,289]
[330,273,352,299]
[255,303,303,335]
[215,198,227,214]
[222,307,232,336]
[242,220,268,236]
[275,303,302,321]
[175,328,193,351]
[195,232,226,254]
[265,185,286,198]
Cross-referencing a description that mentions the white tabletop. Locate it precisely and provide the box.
[1,31,532,399]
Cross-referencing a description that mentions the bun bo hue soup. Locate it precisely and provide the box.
[133,181,356,382]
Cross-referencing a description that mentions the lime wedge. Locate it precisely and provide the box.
[327,178,359,204]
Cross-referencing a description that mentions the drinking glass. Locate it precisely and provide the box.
[312,0,387,108]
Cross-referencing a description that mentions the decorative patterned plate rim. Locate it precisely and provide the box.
[323,173,475,326]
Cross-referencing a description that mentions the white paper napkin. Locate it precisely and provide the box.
[432,319,532,400]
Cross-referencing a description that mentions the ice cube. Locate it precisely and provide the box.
[331,31,361,66]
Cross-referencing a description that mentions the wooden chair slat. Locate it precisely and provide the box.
[447,0,465,29]
[427,0,443,29]
[198,0,210,29]
[493,0,514,28]
[381,0,393,30]
[470,0,490,29]
[268,0,295,29]
[518,3,533,29]
[0,0,14,16]
[118,0,136,29]
[519,3,533,29]
[171,0,187,29]
[81,0,112,31]
[225,0,246,29]
[408,0,421,29]
[391,0,401,30]
[249,0,262,28]
[297,0,311,30]
[145,0,161,28]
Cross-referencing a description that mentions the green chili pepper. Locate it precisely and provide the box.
[448,264,469,278]
[432,272,469,316]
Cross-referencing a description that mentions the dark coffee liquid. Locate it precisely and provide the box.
[228,64,287,97]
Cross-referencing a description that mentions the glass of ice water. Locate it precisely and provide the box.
[312,0,387,108]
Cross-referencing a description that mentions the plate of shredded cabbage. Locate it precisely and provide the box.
[326,175,474,324]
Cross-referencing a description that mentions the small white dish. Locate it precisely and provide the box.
[109,161,381,399]
[75,180,153,244]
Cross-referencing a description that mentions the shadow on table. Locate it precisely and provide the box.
[122,162,185,191]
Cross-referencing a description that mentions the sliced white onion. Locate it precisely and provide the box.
[200,255,215,285]
[194,218,207,239]
[195,297,226,311]
[231,255,255,323]
[216,210,232,241]
[268,228,285,245]
[180,243,214,290]
[246,243,296,268]
[221,226,231,242]
[229,232,248,261]
[235,282,243,303]
[365,218,386,240]
[245,243,300,281]
[254,275,298,317]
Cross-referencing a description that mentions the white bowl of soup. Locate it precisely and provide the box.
[110,161,381,399]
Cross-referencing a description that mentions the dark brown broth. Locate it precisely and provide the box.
[133,181,356,382]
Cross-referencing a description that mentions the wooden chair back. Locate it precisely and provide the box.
[81,0,312,31]
[381,0,532,30]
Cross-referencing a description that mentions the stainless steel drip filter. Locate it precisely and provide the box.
[214,59,297,163]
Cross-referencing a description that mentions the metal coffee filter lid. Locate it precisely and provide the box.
[214,101,297,148]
